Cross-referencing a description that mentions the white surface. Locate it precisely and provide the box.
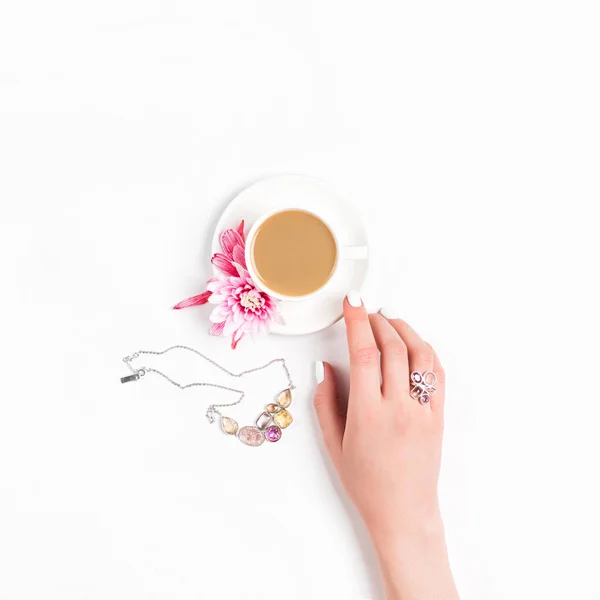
[214,175,369,334]
[0,2,599,599]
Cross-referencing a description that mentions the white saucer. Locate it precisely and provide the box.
[212,175,369,335]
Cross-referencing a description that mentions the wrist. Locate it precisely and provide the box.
[367,512,458,600]
[366,503,444,549]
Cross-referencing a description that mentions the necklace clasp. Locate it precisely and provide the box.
[120,373,140,384]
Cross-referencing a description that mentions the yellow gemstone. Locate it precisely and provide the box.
[221,416,238,435]
[276,389,292,409]
[273,409,293,429]
[266,403,280,414]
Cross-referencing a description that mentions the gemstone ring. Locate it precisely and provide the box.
[410,371,437,405]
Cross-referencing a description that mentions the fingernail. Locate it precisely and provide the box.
[315,361,325,384]
[347,290,362,307]
[380,307,398,320]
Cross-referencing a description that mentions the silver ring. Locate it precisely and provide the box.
[410,371,437,405]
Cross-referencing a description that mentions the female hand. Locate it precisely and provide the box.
[314,292,459,600]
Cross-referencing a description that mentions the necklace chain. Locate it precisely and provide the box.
[121,345,295,424]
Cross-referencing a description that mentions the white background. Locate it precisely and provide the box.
[1,1,599,599]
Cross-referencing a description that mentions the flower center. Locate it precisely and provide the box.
[240,290,265,312]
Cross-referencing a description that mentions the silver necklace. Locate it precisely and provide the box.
[120,345,295,447]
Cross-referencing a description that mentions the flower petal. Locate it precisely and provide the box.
[211,253,239,277]
[220,229,244,258]
[208,293,226,303]
[209,306,228,323]
[231,329,245,349]
[223,319,239,336]
[173,291,211,309]
[210,321,226,336]
[207,278,226,293]
[232,245,246,269]
[232,261,248,277]
[237,220,245,240]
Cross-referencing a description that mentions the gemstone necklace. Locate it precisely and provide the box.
[120,345,295,447]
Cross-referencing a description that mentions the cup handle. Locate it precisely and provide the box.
[341,245,368,260]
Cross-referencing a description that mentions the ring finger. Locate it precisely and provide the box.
[380,312,435,407]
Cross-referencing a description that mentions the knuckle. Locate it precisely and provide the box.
[384,340,407,358]
[368,313,386,325]
[351,345,379,366]
[413,348,433,365]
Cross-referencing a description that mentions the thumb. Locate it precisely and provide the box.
[313,361,344,466]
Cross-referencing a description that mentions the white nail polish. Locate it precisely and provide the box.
[315,361,325,384]
[347,290,362,307]
[380,307,398,320]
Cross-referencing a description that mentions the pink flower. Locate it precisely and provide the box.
[207,270,283,348]
[174,220,283,349]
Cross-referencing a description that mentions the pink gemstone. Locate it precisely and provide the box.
[265,425,282,442]
[238,426,265,447]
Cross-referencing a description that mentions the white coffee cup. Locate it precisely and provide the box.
[245,207,368,302]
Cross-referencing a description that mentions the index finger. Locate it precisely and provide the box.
[344,291,382,405]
